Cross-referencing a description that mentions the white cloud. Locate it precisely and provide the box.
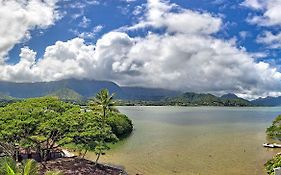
[92,31,281,99]
[243,0,281,26]
[1,47,37,82]
[93,25,104,33]
[133,5,144,16]
[243,0,281,57]
[124,0,222,35]
[0,38,97,82]
[1,0,281,99]
[71,25,104,39]
[0,0,60,60]
[239,31,250,40]
[120,0,137,3]
[257,31,281,49]
[241,0,264,10]
[78,16,91,28]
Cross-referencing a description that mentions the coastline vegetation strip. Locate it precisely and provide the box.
[0,89,133,174]
[265,115,281,175]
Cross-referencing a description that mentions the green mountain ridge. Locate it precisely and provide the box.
[165,92,253,106]
[47,88,84,102]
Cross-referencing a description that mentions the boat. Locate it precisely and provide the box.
[263,143,281,148]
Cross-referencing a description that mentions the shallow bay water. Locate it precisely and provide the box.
[87,106,281,175]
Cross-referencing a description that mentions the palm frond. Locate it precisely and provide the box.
[0,157,17,175]
[22,159,39,175]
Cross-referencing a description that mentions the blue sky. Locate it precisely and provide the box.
[1,0,281,98]
[8,0,275,63]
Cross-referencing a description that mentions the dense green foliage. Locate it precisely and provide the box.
[166,92,222,106]
[165,92,253,106]
[265,115,281,174]
[90,89,117,164]
[0,94,133,162]
[118,92,253,106]
[266,115,281,140]
[0,93,17,107]
[265,154,281,175]
[0,157,62,175]
[107,112,133,138]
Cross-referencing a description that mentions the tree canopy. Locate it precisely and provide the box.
[0,94,133,161]
[266,115,281,140]
[265,115,281,174]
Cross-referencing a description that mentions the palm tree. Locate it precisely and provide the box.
[0,157,63,175]
[94,89,115,122]
[92,89,115,165]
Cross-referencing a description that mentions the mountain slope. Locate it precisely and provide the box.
[251,96,281,106]
[122,87,180,101]
[166,92,223,106]
[0,79,180,101]
[0,79,123,99]
[47,88,84,102]
[165,92,253,106]
[220,93,252,106]
[221,93,238,99]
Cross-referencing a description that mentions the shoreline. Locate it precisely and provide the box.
[39,157,128,175]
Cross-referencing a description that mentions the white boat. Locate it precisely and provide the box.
[263,143,281,148]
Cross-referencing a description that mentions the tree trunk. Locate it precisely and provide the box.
[27,148,32,159]
[82,149,88,159]
[95,151,101,166]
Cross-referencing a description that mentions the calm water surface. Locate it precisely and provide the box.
[87,106,281,175]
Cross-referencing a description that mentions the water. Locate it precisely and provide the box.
[86,106,281,175]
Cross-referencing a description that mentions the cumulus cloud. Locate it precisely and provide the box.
[0,0,60,60]
[241,0,264,10]
[243,0,281,26]
[1,0,281,99]
[243,0,281,50]
[91,31,281,99]
[124,0,222,35]
[257,31,281,49]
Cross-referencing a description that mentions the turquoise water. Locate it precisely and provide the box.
[87,106,281,175]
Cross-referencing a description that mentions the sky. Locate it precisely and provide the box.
[1,0,281,99]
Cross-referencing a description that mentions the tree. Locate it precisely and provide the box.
[265,154,281,175]
[70,111,117,159]
[266,115,281,140]
[91,89,117,165]
[0,97,106,161]
[265,115,281,174]
[107,112,133,138]
[0,93,132,164]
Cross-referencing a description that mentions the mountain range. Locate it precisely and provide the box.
[0,79,179,102]
[251,96,281,106]
[164,93,253,107]
[0,79,280,106]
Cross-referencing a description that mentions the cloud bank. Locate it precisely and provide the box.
[1,0,281,99]
[0,0,60,61]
